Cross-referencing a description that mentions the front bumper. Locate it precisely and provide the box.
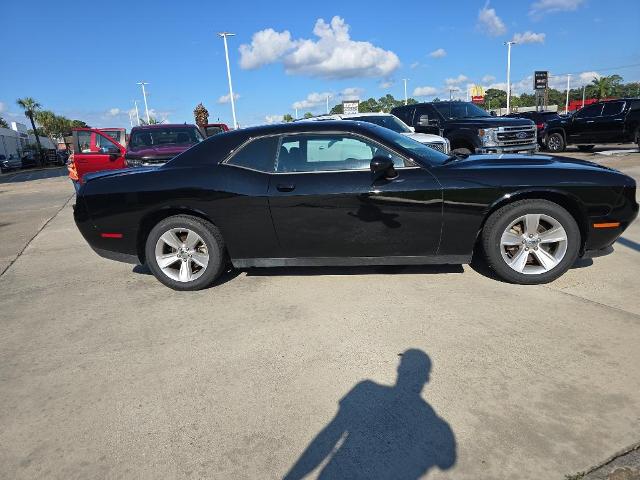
[477,143,538,154]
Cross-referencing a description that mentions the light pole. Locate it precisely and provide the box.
[134,100,140,126]
[137,81,150,124]
[402,78,409,105]
[504,41,516,114]
[218,32,238,129]
[582,84,586,109]
[565,74,572,114]
[449,87,459,101]
[294,107,298,119]
[128,110,133,128]
[326,95,331,114]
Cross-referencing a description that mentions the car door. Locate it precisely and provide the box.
[598,101,626,142]
[72,128,126,180]
[568,103,604,143]
[267,132,442,259]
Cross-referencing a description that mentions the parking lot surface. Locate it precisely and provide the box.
[1,148,639,479]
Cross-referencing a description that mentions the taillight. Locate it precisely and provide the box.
[536,122,545,130]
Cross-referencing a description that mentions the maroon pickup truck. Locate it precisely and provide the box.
[124,124,205,167]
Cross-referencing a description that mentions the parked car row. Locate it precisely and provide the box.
[505,98,640,152]
[0,149,66,173]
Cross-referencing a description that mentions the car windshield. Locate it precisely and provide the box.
[129,127,204,149]
[432,102,491,119]
[205,126,224,136]
[348,115,410,133]
[370,125,449,166]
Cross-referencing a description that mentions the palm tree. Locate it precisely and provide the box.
[193,103,209,128]
[0,116,8,128]
[591,77,611,100]
[16,97,44,166]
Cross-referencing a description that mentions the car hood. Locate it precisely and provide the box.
[444,153,617,173]
[401,132,445,143]
[126,144,193,159]
[444,117,534,128]
[83,166,158,184]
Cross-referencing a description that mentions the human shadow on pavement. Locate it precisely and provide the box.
[283,349,456,480]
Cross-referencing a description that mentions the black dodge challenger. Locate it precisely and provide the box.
[73,121,637,290]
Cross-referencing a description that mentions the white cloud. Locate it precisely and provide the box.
[239,16,400,79]
[0,102,6,113]
[477,3,507,36]
[293,91,332,110]
[512,31,546,44]
[530,0,584,17]
[379,80,394,89]
[265,114,284,124]
[413,86,439,97]
[218,93,240,104]
[239,29,294,69]
[445,74,469,86]
[410,61,420,69]
[339,87,363,99]
[107,108,121,116]
[482,75,496,83]
[429,48,447,58]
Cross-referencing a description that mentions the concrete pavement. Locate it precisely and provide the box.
[0,152,638,479]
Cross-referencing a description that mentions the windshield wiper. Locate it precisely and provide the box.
[442,151,470,165]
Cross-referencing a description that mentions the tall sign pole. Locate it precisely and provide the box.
[137,81,150,124]
[505,41,516,114]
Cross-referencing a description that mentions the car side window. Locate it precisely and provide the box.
[225,136,279,172]
[276,134,408,173]
[601,101,625,116]
[77,131,93,153]
[95,132,119,152]
[575,104,603,119]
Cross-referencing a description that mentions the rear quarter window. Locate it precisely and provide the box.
[225,136,279,172]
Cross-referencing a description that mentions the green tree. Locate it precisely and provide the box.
[330,104,343,114]
[0,116,8,128]
[485,89,507,108]
[303,112,313,119]
[16,97,44,166]
[140,117,162,125]
[283,114,294,122]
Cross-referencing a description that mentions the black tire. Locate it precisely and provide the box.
[481,199,580,285]
[546,132,565,152]
[577,145,595,152]
[452,147,473,155]
[145,215,226,291]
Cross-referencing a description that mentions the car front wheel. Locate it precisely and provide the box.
[481,200,580,284]
[145,215,226,291]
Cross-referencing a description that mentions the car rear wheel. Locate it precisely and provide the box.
[577,145,595,152]
[546,132,565,152]
[481,200,580,284]
[145,215,225,291]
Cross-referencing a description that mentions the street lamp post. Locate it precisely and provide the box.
[218,32,238,129]
[134,100,140,126]
[504,41,516,114]
[137,81,150,124]
[402,78,409,105]
[582,84,586,109]
[326,95,331,114]
[565,74,572,114]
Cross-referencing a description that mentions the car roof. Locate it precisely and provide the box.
[130,123,199,130]
[223,120,387,139]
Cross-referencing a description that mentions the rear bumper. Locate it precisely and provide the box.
[91,246,140,264]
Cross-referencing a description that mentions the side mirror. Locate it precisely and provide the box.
[370,155,397,180]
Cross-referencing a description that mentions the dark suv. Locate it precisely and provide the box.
[505,110,566,151]
[125,124,205,167]
[531,99,640,152]
[392,101,537,155]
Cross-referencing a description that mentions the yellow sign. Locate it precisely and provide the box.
[470,85,485,97]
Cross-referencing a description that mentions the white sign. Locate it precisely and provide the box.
[342,100,359,115]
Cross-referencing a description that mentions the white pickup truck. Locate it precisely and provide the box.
[303,112,451,154]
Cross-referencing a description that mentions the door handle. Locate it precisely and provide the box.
[276,184,295,192]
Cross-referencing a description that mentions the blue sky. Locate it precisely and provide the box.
[1,0,639,129]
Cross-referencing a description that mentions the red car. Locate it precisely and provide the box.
[71,128,127,181]
[203,123,229,137]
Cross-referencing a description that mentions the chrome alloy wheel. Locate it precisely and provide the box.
[500,213,568,275]
[547,135,561,151]
[154,228,209,282]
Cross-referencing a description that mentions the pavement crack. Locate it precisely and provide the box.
[0,194,74,277]
[542,285,640,320]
